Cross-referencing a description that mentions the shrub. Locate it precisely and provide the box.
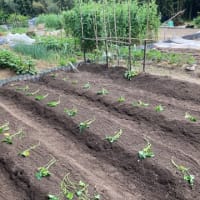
[7,14,28,28]
[193,16,200,28]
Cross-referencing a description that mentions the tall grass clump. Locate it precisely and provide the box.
[36,14,63,29]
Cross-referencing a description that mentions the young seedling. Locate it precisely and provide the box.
[47,96,61,107]
[35,93,49,101]
[155,105,164,112]
[97,88,109,95]
[71,80,78,85]
[64,108,78,117]
[124,70,138,80]
[0,122,9,134]
[83,82,91,89]
[171,158,195,186]
[62,77,68,81]
[132,100,149,107]
[19,142,40,157]
[185,112,197,122]
[79,118,95,133]
[117,96,125,103]
[48,195,60,200]
[138,138,154,159]
[35,157,56,180]
[106,129,123,143]
[2,130,23,144]
[26,89,40,96]
[16,85,29,92]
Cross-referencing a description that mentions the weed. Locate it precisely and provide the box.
[117,96,125,103]
[19,142,40,157]
[132,100,149,107]
[0,122,9,134]
[35,93,49,101]
[47,96,61,107]
[64,108,78,117]
[171,158,195,186]
[79,118,95,133]
[138,137,154,159]
[16,85,29,92]
[124,70,138,80]
[106,129,123,143]
[2,130,23,144]
[26,89,40,96]
[83,82,91,89]
[35,157,57,180]
[185,112,197,122]
[155,105,164,112]
[97,88,109,95]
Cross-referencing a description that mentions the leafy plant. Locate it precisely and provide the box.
[117,96,125,103]
[35,157,57,180]
[171,158,195,186]
[48,194,60,200]
[155,105,164,112]
[132,100,149,107]
[83,82,91,89]
[64,108,78,117]
[26,89,40,96]
[79,118,95,133]
[16,85,29,92]
[124,70,138,80]
[97,88,109,95]
[2,130,23,144]
[185,112,197,122]
[19,142,40,157]
[47,96,61,107]
[35,93,49,101]
[106,129,123,143]
[0,122,9,134]
[138,138,154,159]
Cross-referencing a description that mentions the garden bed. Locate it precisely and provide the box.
[0,63,200,200]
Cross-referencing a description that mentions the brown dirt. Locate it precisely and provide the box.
[0,63,200,200]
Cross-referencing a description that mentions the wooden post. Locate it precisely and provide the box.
[105,39,109,68]
[128,43,132,71]
[82,38,86,63]
[143,40,147,72]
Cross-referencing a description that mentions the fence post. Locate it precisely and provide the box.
[82,38,86,63]
[105,39,109,68]
[143,40,147,72]
[128,43,132,71]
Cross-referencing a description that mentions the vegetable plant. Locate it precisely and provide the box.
[171,158,195,186]
[132,100,149,107]
[47,96,61,107]
[185,112,197,122]
[155,105,164,112]
[97,88,109,95]
[2,130,23,144]
[48,195,60,200]
[0,122,9,134]
[16,85,29,92]
[79,118,95,133]
[26,89,40,96]
[19,142,40,157]
[106,129,123,143]
[83,82,91,89]
[124,70,138,80]
[138,138,154,159]
[64,108,78,117]
[117,96,125,103]
[35,93,49,101]
[35,157,57,180]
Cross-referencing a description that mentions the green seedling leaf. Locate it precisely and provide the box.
[132,100,149,107]
[171,159,195,186]
[155,105,164,112]
[0,122,9,134]
[2,130,23,145]
[124,70,138,80]
[16,85,29,92]
[64,108,77,117]
[106,129,123,143]
[62,77,68,81]
[83,82,91,89]
[79,118,95,133]
[94,194,101,200]
[185,112,197,122]
[79,180,86,187]
[71,80,78,85]
[66,192,74,200]
[97,88,109,95]
[19,142,40,157]
[36,157,56,180]
[35,94,49,101]
[48,194,60,200]
[26,89,40,96]
[138,138,154,159]
[117,96,125,103]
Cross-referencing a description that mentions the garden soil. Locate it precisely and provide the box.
[0,63,200,200]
